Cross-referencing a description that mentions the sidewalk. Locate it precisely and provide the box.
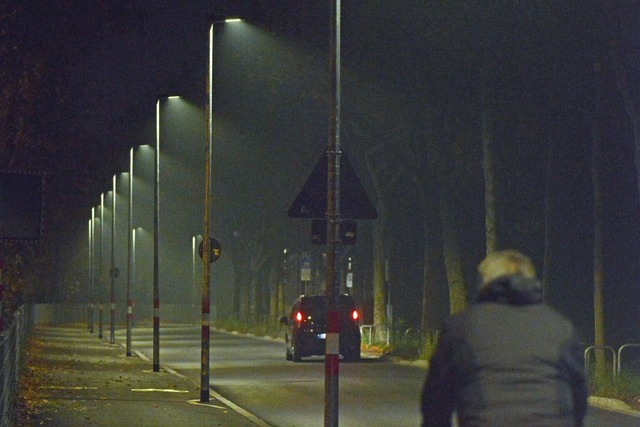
[17,325,263,426]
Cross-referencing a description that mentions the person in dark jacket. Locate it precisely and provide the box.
[421,250,588,427]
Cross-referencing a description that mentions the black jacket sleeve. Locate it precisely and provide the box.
[561,332,588,426]
[421,329,456,427]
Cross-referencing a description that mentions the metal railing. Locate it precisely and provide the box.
[0,306,32,427]
[359,324,440,356]
[360,324,391,347]
[616,343,640,376]
[584,345,616,379]
[584,343,640,381]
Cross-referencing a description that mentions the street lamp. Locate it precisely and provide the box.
[110,175,117,345]
[88,214,94,333]
[99,193,105,339]
[192,236,196,315]
[201,16,243,404]
[131,227,138,322]
[133,227,146,317]
[281,248,287,318]
[126,148,134,357]
[153,95,179,372]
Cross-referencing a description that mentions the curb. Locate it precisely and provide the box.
[588,396,640,416]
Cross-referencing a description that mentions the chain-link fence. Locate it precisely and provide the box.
[0,306,33,427]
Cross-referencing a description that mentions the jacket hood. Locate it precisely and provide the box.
[476,274,543,305]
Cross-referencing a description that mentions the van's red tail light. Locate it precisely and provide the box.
[352,310,359,321]
[295,311,303,322]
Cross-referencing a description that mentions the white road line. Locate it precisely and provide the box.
[208,388,272,427]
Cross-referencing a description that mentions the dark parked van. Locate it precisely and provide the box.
[280,294,361,362]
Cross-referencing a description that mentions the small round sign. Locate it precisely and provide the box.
[198,237,221,263]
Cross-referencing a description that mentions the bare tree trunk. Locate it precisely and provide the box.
[251,275,261,324]
[426,112,470,315]
[421,238,443,330]
[269,265,278,323]
[439,192,469,315]
[372,208,387,326]
[230,257,244,320]
[542,120,555,300]
[364,151,389,327]
[592,62,606,379]
[481,97,498,255]
[419,167,445,331]
[605,5,640,217]
[240,279,250,322]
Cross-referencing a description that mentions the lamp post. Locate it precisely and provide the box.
[153,99,160,371]
[126,148,134,357]
[110,175,117,345]
[132,227,144,322]
[99,193,105,339]
[132,227,138,323]
[200,17,242,404]
[192,236,196,315]
[154,96,179,372]
[281,248,287,318]
[88,214,94,333]
[200,21,215,404]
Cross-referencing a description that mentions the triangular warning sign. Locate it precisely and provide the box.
[287,152,377,220]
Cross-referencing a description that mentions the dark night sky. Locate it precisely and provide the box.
[4,1,640,346]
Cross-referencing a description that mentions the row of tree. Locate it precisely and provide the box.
[2,3,640,358]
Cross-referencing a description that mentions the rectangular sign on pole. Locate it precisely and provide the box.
[301,253,312,282]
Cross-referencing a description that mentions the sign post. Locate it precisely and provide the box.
[324,1,341,425]
[287,4,376,425]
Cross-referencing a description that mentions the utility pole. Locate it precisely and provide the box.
[201,22,215,403]
[126,149,134,356]
[325,1,341,425]
[110,175,116,345]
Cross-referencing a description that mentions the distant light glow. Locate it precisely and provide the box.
[225,18,242,22]
[167,96,180,99]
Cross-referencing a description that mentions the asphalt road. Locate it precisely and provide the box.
[120,325,640,427]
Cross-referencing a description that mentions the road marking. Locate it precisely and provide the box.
[135,349,150,362]
[131,342,271,426]
[186,399,226,409]
[209,388,272,427]
[131,388,189,393]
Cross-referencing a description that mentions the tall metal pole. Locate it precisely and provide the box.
[99,194,104,339]
[132,229,137,314]
[91,210,96,332]
[201,22,214,404]
[280,248,287,318]
[192,236,197,323]
[126,148,134,356]
[325,0,341,426]
[110,175,116,344]
[153,100,161,372]
[88,216,94,333]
